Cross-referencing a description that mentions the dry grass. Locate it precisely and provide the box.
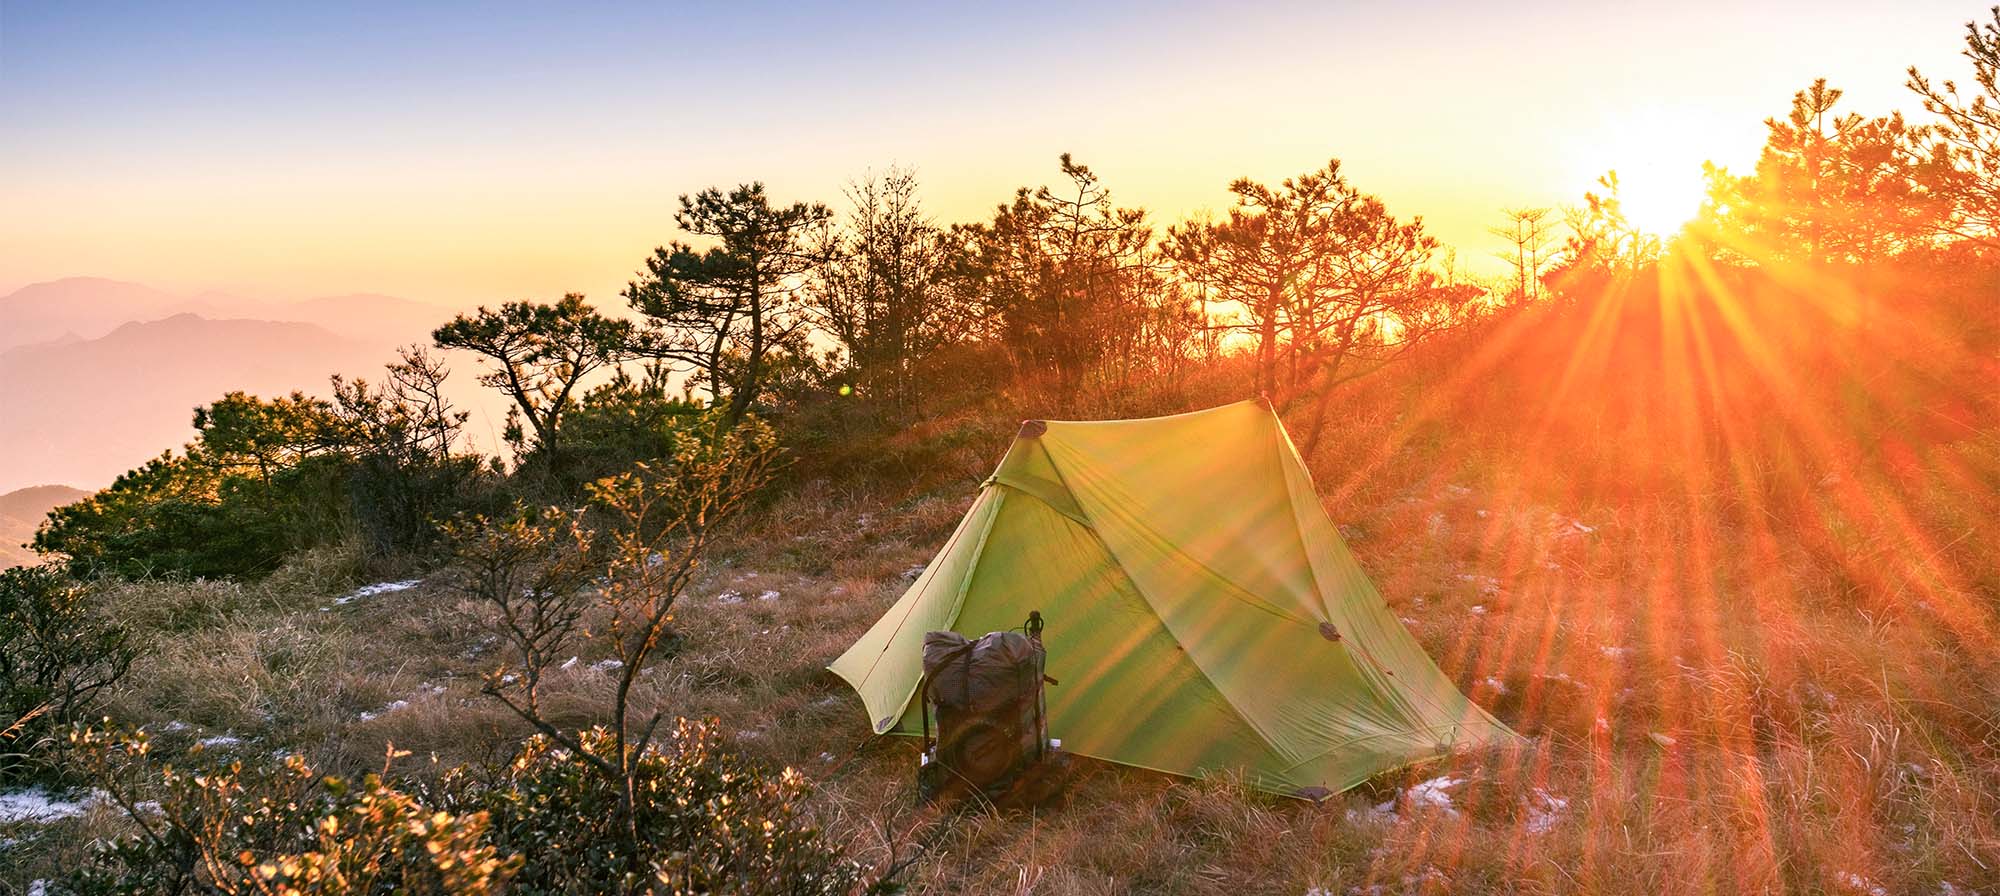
[4,464,1996,895]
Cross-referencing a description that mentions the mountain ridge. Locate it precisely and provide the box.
[0,277,460,351]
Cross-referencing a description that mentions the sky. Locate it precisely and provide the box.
[0,1,1982,307]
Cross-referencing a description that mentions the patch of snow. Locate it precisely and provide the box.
[1937,882,1978,896]
[1405,775,1462,813]
[591,659,624,673]
[1835,872,1887,896]
[330,579,421,607]
[818,751,836,763]
[0,787,102,823]
[1377,775,1461,817]
[1535,670,1586,689]
[1482,676,1509,695]
[155,720,190,733]
[560,656,579,670]
[358,700,410,722]
[1599,645,1632,660]
[1524,788,1568,834]
[1468,605,1487,615]
[1550,514,1596,537]
[28,880,47,896]
[715,590,744,605]
[755,590,780,601]
[197,735,243,749]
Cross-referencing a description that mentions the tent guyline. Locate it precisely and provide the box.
[831,398,1516,798]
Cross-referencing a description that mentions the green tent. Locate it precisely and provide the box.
[830,399,1515,797]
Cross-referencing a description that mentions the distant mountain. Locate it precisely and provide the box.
[0,314,388,493]
[0,278,458,353]
[0,279,523,493]
[0,484,89,569]
[0,277,188,351]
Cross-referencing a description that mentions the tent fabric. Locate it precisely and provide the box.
[828,399,1516,796]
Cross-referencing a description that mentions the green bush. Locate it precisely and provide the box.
[35,383,499,579]
[0,565,135,785]
[346,452,500,562]
[509,369,712,498]
[32,453,307,579]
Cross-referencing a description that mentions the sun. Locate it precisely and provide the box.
[1570,108,1732,238]
[1613,164,1708,237]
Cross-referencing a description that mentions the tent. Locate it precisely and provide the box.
[829,399,1515,797]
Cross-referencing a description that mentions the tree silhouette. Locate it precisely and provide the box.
[953,154,1154,397]
[1489,206,1559,304]
[433,294,638,471]
[624,184,832,428]
[1698,80,1949,264]
[807,168,969,411]
[1908,6,2000,249]
[1166,158,1464,418]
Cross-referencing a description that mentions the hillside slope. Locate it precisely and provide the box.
[0,315,387,493]
[0,484,88,569]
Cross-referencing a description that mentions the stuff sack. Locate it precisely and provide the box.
[922,630,1043,710]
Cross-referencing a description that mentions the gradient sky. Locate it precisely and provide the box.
[1,1,1980,307]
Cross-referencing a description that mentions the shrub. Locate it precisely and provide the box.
[445,722,880,895]
[0,565,135,785]
[450,411,791,882]
[534,368,712,492]
[40,353,497,579]
[60,723,880,896]
[32,452,313,579]
[346,452,500,562]
[63,729,517,896]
